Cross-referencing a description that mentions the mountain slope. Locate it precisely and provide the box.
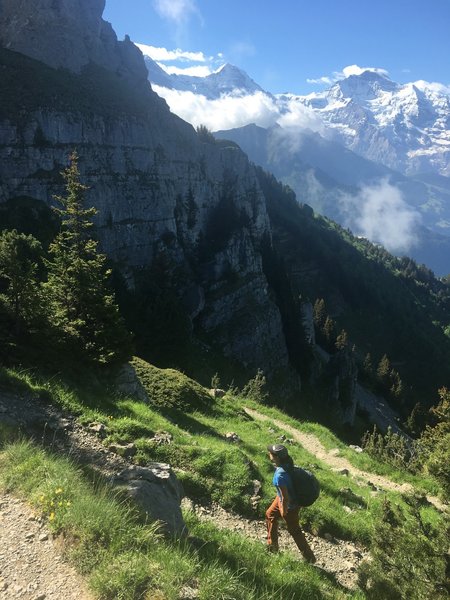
[0,6,290,377]
[280,70,450,176]
[138,46,265,99]
[215,123,450,275]
[2,0,450,418]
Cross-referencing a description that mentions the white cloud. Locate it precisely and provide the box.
[159,63,213,77]
[339,179,421,253]
[153,0,200,24]
[307,76,333,85]
[277,99,326,135]
[341,65,389,78]
[307,64,390,86]
[152,86,280,130]
[136,43,208,63]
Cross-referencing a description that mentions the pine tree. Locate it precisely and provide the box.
[0,229,43,335]
[322,315,336,346]
[376,354,391,387]
[405,402,427,437]
[44,153,132,365]
[313,298,326,328]
[335,329,349,351]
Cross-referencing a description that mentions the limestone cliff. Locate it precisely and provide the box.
[0,1,290,375]
[0,0,146,82]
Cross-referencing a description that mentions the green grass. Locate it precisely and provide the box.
[241,398,441,497]
[1,357,447,599]
[0,360,444,547]
[0,438,359,600]
[131,356,213,412]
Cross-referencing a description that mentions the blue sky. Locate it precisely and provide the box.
[104,0,450,94]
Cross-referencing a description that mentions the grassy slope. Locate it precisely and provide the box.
[0,358,446,599]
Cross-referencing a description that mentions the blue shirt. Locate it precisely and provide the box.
[272,465,298,509]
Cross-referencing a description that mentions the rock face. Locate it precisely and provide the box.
[326,349,358,426]
[0,0,290,376]
[0,0,146,81]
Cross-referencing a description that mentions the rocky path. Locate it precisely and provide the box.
[244,407,447,511]
[0,493,92,600]
[182,498,368,590]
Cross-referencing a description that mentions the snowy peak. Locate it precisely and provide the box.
[212,63,262,92]
[290,70,450,176]
[141,52,266,99]
[331,70,399,101]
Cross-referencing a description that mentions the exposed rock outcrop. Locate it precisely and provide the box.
[0,0,146,82]
[0,389,188,538]
[115,464,186,537]
[326,348,358,425]
[0,0,290,376]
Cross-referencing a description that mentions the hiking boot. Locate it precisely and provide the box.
[303,550,316,564]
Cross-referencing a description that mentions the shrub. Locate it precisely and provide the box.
[358,496,449,599]
[241,369,268,403]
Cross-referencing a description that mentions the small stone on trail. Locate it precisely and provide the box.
[39,533,48,542]
[349,445,363,453]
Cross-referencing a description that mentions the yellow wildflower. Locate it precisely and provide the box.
[49,512,55,521]
[55,488,63,495]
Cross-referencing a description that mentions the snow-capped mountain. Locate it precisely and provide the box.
[139,48,265,100]
[139,49,450,273]
[280,70,450,176]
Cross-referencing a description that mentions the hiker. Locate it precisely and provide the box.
[266,444,316,563]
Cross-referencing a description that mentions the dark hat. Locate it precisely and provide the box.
[267,444,289,458]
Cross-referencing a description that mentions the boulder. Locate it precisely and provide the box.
[115,463,186,537]
[209,388,226,399]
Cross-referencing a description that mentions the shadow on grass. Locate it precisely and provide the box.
[161,409,223,439]
[182,532,348,599]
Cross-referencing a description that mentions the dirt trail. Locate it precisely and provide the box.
[244,407,447,511]
[0,493,93,600]
[182,498,368,590]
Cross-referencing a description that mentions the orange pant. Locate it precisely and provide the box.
[265,496,315,562]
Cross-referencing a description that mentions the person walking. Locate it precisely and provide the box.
[266,444,316,563]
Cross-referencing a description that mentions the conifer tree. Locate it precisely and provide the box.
[313,298,326,328]
[322,315,336,346]
[335,329,349,351]
[44,153,132,365]
[0,229,43,335]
